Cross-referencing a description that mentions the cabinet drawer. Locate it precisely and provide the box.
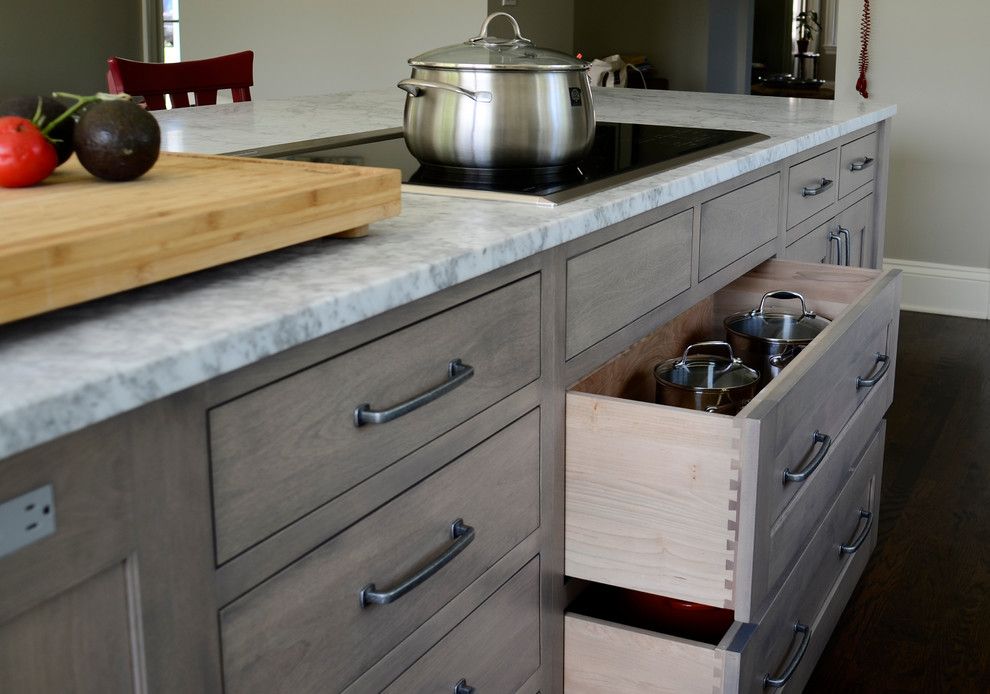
[699,173,780,281]
[210,274,541,563]
[839,131,878,199]
[566,209,692,359]
[383,557,540,693]
[564,423,882,693]
[565,259,899,618]
[786,194,874,268]
[786,149,839,228]
[219,410,540,694]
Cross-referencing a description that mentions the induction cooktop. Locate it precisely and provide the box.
[227,122,768,207]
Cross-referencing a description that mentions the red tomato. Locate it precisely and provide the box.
[0,116,58,188]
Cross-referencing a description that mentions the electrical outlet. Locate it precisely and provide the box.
[0,484,56,559]
[502,0,517,6]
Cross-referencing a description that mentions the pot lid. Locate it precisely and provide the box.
[724,290,830,343]
[654,342,760,391]
[409,12,589,71]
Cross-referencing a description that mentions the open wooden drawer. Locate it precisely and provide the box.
[565,422,884,693]
[566,259,900,618]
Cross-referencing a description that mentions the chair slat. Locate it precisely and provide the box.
[106,51,254,111]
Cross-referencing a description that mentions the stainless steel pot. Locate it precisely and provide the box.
[724,290,831,387]
[397,12,595,169]
[654,341,761,415]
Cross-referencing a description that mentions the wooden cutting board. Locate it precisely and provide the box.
[0,152,401,325]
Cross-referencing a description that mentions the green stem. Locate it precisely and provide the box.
[40,92,131,137]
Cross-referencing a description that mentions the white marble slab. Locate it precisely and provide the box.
[0,89,895,460]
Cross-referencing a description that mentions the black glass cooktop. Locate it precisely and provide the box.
[228,122,767,206]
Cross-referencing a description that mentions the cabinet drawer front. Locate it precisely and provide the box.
[220,410,540,694]
[210,274,541,563]
[699,174,780,281]
[563,428,882,694]
[787,149,839,228]
[839,131,878,199]
[566,209,692,359]
[835,193,874,268]
[383,557,540,693]
[762,279,897,525]
[785,217,836,265]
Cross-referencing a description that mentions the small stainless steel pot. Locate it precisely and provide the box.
[397,12,595,169]
[724,290,831,386]
[654,341,761,415]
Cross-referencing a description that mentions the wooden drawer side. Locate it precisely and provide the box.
[566,391,745,609]
[564,613,724,693]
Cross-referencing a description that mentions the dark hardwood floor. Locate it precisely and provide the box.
[804,311,990,692]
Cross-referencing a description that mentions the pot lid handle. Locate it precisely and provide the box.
[753,290,817,319]
[676,341,739,371]
[469,12,532,47]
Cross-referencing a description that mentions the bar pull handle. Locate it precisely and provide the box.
[454,679,476,694]
[836,226,852,266]
[354,359,474,426]
[828,231,844,266]
[763,623,812,688]
[783,431,831,483]
[802,177,834,197]
[850,156,874,172]
[857,353,890,388]
[839,509,874,555]
[360,519,475,607]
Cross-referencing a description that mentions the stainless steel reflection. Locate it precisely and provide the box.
[399,67,594,168]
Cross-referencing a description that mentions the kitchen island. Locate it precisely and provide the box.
[0,89,897,693]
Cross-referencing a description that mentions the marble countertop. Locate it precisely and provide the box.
[0,88,895,460]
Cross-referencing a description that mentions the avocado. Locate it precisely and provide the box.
[0,95,75,165]
[73,100,161,181]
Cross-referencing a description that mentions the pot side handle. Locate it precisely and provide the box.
[397,79,493,103]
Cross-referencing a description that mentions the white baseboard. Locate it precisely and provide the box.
[882,258,990,319]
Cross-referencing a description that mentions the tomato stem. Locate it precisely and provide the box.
[40,92,133,138]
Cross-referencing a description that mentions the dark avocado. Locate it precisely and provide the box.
[73,100,161,181]
[0,95,75,165]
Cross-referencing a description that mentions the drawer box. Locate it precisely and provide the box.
[219,410,540,694]
[566,209,692,359]
[210,274,541,563]
[839,131,878,199]
[564,423,882,693]
[698,173,780,281]
[787,149,839,228]
[382,557,540,693]
[565,259,899,618]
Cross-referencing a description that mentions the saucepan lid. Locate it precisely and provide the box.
[724,290,831,343]
[409,12,589,71]
[654,341,760,391]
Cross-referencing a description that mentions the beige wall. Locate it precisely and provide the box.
[181,0,487,98]
[487,0,575,54]
[835,1,990,270]
[0,0,145,98]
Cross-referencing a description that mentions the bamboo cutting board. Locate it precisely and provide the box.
[0,152,401,325]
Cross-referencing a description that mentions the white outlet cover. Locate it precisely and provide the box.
[0,484,56,559]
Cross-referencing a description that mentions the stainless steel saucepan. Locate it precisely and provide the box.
[397,12,595,169]
[653,341,761,415]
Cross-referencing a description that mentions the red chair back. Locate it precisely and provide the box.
[106,51,254,111]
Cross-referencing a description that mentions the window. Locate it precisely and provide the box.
[163,0,180,62]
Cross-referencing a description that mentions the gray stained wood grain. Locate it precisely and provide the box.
[835,192,874,268]
[698,173,780,281]
[786,148,840,229]
[209,273,541,564]
[565,209,693,359]
[0,563,135,694]
[838,131,878,200]
[382,557,541,693]
[219,409,541,694]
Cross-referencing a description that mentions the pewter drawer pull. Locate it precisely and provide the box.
[359,519,475,608]
[857,353,890,388]
[839,509,874,555]
[783,431,831,483]
[836,226,851,266]
[827,231,844,266]
[850,156,874,172]
[353,359,474,426]
[454,679,476,694]
[801,178,833,197]
[763,623,811,688]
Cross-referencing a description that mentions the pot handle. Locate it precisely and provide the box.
[754,290,817,319]
[676,341,739,370]
[397,79,493,103]
[470,12,532,47]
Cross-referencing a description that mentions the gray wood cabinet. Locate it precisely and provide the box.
[0,120,893,693]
